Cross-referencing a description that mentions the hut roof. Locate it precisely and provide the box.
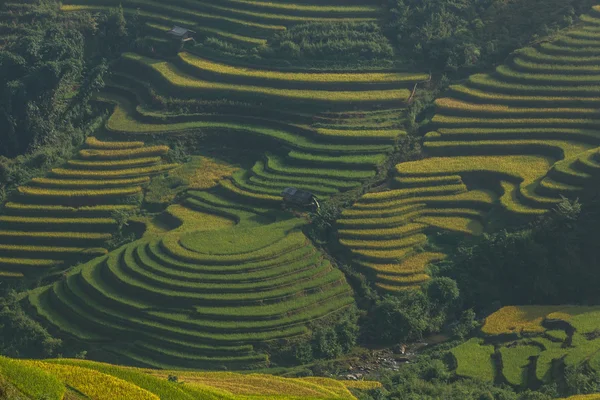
[167,26,195,38]
[282,187,315,203]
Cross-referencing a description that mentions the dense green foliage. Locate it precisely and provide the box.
[0,292,61,358]
[441,198,600,313]
[260,22,394,66]
[0,1,104,158]
[384,0,596,71]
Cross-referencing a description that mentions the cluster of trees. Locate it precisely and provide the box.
[260,22,394,66]
[382,0,596,71]
[277,309,360,365]
[442,197,600,314]
[0,3,145,204]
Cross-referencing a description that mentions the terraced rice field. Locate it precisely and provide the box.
[0,137,176,280]
[93,48,425,207]
[26,217,354,369]
[451,306,600,387]
[336,7,600,292]
[0,356,378,400]
[61,0,382,47]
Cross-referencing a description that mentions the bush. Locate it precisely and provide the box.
[0,292,61,358]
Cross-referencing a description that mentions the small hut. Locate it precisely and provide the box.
[166,26,196,42]
[281,188,319,210]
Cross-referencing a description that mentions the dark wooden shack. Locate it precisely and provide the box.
[281,187,319,210]
[166,26,196,42]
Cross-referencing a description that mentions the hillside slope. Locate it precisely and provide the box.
[0,356,380,399]
[336,5,600,292]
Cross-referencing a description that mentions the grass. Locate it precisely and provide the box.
[499,345,540,387]
[451,338,496,382]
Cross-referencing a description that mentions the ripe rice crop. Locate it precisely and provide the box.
[122,53,410,104]
[0,216,116,225]
[0,231,111,241]
[183,0,376,23]
[79,145,169,160]
[0,244,107,256]
[18,186,142,197]
[0,257,62,267]
[468,73,600,96]
[376,252,445,275]
[396,155,553,188]
[67,157,162,169]
[339,223,426,240]
[482,306,563,336]
[31,177,150,187]
[85,136,144,149]
[435,98,600,116]
[69,0,286,31]
[222,0,379,13]
[0,357,65,400]
[341,235,427,251]
[360,184,467,203]
[51,164,177,178]
[377,273,430,285]
[3,203,136,215]
[449,84,600,105]
[496,65,600,85]
[178,52,426,84]
[21,361,159,400]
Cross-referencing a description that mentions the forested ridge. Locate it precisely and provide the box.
[1,0,600,399]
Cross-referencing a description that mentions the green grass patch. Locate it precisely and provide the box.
[451,338,496,382]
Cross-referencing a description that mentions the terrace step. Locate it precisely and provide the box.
[338,223,426,240]
[0,216,117,232]
[339,234,428,251]
[29,177,150,188]
[2,203,136,217]
[0,257,63,271]
[0,230,111,246]
[394,175,463,188]
[0,244,107,259]
[67,157,162,170]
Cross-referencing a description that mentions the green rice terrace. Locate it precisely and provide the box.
[451,306,600,388]
[336,5,600,293]
[0,137,177,280]
[5,0,600,398]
